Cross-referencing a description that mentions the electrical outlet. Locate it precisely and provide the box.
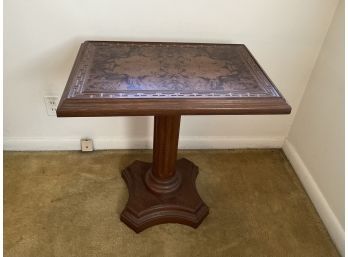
[81,138,94,152]
[44,96,59,116]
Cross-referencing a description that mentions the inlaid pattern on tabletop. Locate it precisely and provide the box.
[68,41,280,99]
[57,41,291,116]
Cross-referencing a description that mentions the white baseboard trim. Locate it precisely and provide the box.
[283,139,344,256]
[3,136,285,151]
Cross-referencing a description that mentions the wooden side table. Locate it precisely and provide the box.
[57,41,291,233]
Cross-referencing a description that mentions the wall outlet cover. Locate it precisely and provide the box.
[81,138,94,152]
[44,96,59,116]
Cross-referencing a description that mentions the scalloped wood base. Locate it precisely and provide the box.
[120,158,209,233]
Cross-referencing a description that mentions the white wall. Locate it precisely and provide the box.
[4,0,339,150]
[284,1,344,254]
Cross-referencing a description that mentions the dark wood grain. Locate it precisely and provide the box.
[57,41,291,116]
[121,115,209,232]
[145,116,182,193]
[121,158,209,233]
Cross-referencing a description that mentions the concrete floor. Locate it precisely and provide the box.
[4,149,339,257]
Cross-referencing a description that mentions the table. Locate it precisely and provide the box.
[57,41,291,233]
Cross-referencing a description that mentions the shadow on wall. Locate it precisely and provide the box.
[124,116,153,149]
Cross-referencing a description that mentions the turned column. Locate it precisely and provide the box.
[145,115,182,194]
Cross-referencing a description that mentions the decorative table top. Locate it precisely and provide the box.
[57,41,291,116]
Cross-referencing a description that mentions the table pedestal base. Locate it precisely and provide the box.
[120,158,209,233]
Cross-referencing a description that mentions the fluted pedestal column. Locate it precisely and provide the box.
[120,115,209,233]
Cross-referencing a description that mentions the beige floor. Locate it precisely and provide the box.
[4,150,339,257]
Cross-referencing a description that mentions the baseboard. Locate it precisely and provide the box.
[283,139,344,256]
[3,136,284,151]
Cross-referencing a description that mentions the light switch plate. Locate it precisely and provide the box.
[81,138,94,152]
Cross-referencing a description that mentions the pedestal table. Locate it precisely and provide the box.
[57,41,291,233]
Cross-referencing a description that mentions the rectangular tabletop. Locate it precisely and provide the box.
[57,41,291,116]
